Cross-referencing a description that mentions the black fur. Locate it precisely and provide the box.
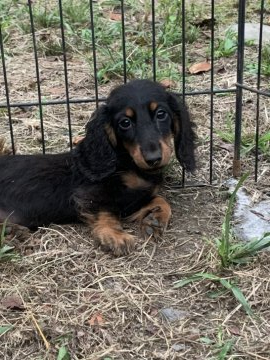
[0,79,196,229]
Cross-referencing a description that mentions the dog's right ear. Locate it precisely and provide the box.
[74,105,117,182]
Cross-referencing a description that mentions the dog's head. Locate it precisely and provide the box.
[77,80,196,182]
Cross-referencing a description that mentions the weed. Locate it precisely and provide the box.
[246,44,270,77]
[63,0,90,29]
[216,338,234,360]
[217,173,248,267]
[214,30,238,59]
[174,174,270,319]
[217,173,270,266]
[174,272,253,316]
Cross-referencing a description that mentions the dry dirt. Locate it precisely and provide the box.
[0,186,269,360]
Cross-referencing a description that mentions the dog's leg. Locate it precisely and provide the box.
[84,212,135,256]
[129,196,171,239]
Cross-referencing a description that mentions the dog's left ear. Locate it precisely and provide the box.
[74,105,117,182]
[167,92,196,172]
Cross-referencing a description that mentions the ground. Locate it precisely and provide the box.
[0,1,270,359]
[1,187,270,359]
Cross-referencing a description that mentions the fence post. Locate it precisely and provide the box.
[233,0,246,177]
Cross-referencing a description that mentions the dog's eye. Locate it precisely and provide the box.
[156,109,168,121]
[118,118,132,130]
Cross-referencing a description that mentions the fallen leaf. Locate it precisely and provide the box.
[89,312,104,326]
[72,136,85,146]
[2,295,25,311]
[109,12,122,21]
[228,325,241,336]
[160,79,176,89]
[188,62,212,74]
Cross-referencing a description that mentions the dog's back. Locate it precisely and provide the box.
[0,153,77,228]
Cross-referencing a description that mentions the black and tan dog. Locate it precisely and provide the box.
[0,80,195,255]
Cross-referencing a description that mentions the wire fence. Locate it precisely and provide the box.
[0,0,269,184]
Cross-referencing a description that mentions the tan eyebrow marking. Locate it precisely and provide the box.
[125,107,134,117]
[104,124,117,147]
[149,101,158,111]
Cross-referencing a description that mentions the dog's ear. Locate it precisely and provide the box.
[167,92,196,172]
[74,105,117,182]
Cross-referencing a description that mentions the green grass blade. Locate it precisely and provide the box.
[0,326,13,335]
[219,173,249,266]
[0,245,15,254]
[231,285,253,316]
[218,339,234,360]
[0,218,8,245]
[232,233,270,260]
[174,272,225,288]
[173,275,203,288]
[220,279,253,316]
[57,346,70,360]
[174,273,253,316]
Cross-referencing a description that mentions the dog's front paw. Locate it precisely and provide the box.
[140,205,171,240]
[94,227,135,256]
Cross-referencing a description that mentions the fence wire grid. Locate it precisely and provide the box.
[0,0,269,185]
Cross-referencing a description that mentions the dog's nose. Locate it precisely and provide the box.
[145,151,162,167]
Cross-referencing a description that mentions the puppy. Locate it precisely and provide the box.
[0,80,195,255]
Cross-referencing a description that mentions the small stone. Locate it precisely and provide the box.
[171,343,185,352]
[160,307,188,322]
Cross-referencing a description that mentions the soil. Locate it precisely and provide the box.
[1,186,270,359]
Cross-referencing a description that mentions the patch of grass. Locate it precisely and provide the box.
[216,113,270,158]
[63,0,90,29]
[58,0,201,82]
[214,30,238,59]
[37,33,66,57]
[246,44,270,77]
[174,174,270,320]
[174,272,253,316]
[217,173,270,266]
[156,0,201,48]
[217,173,248,267]
[20,4,60,34]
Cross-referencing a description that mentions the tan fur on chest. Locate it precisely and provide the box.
[122,172,157,194]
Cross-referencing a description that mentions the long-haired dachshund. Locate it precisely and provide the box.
[0,80,195,255]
